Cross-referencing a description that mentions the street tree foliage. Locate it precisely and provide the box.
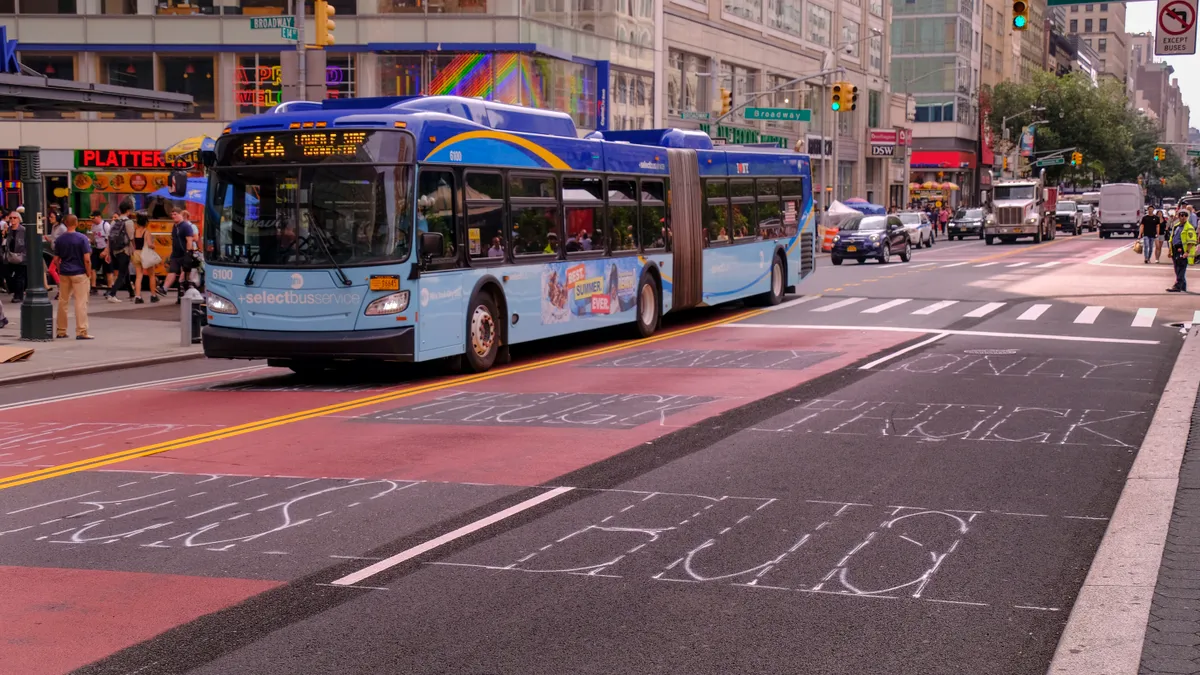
[987,70,1194,196]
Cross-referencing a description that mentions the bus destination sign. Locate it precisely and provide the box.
[230,131,372,163]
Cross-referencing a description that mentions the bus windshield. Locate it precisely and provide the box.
[206,164,413,267]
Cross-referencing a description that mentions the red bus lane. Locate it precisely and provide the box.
[117,328,911,485]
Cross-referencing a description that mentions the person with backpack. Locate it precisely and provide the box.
[104,198,135,303]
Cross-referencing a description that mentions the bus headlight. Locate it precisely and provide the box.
[365,291,410,316]
[205,291,238,315]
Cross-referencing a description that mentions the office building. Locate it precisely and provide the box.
[1063,1,1131,89]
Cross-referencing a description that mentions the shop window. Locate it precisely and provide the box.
[235,54,282,117]
[16,0,77,12]
[99,56,155,120]
[100,0,136,12]
[21,55,77,119]
[608,179,637,253]
[418,169,459,263]
[324,54,356,100]
[466,172,505,261]
[379,55,423,97]
[241,0,289,15]
[156,0,218,14]
[378,0,485,11]
[159,55,216,120]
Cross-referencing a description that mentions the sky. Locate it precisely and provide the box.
[1126,2,1198,129]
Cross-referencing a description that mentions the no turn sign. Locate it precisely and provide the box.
[1158,0,1198,55]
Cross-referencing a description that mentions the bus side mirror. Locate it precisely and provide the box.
[419,231,443,260]
[168,171,189,198]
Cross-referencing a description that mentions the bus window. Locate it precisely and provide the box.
[756,178,781,239]
[781,178,804,237]
[609,178,637,253]
[417,169,458,262]
[640,179,669,252]
[511,205,559,256]
[704,179,729,245]
[466,171,505,261]
[729,180,756,241]
[510,174,557,199]
[564,176,603,255]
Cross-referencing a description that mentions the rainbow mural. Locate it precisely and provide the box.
[429,53,493,98]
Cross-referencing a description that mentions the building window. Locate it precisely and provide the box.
[14,0,77,12]
[379,55,423,97]
[20,54,76,119]
[1085,38,1092,48]
[1099,18,1106,31]
[985,7,992,27]
[1084,18,1092,31]
[1100,59,1106,70]
[842,20,861,57]
[159,55,216,120]
[235,54,281,117]
[719,62,758,123]
[807,4,831,47]
[1099,2,1107,9]
[1098,38,1106,52]
[765,74,795,130]
[1084,3,1092,9]
[668,50,711,117]
[868,89,881,127]
[611,69,653,131]
[869,34,883,72]
[1069,19,1077,31]
[726,0,763,23]
[378,0,483,12]
[869,0,882,17]
[99,55,154,119]
[1070,3,1077,10]
[767,0,802,35]
[983,45,992,69]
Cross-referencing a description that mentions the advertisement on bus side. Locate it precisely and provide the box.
[541,258,641,325]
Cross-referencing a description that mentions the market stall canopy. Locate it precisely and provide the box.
[824,200,861,226]
[941,182,960,191]
[164,136,215,165]
[847,202,886,215]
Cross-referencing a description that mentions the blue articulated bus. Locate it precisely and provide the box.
[199,95,816,374]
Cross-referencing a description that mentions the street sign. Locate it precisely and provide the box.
[250,16,295,29]
[281,26,298,40]
[743,108,812,122]
[1157,0,1197,55]
[680,111,711,120]
[1035,157,1065,166]
[1188,149,1200,157]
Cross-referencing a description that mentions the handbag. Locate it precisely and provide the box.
[1133,239,1143,254]
[140,243,163,269]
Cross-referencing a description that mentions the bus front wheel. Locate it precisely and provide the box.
[634,273,660,339]
[464,290,501,372]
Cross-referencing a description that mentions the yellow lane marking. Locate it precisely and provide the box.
[968,233,1071,264]
[0,308,765,491]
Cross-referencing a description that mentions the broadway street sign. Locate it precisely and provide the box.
[743,108,812,122]
[250,16,295,29]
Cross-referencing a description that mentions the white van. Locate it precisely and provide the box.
[1098,183,1143,238]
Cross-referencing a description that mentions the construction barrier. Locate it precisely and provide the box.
[821,225,838,252]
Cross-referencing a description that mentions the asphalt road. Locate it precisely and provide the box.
[0,231,1188,675]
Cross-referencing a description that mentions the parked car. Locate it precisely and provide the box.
[948,207,989,240]
[1054,200,1084,236]
[830,215,913,265]
[896,211,935,248]
[1077,203,1098,231]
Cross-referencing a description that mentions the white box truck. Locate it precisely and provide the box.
[1098,183,1144,239]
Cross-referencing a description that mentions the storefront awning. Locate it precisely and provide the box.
[0,71,193,114]
[910,151,977,170]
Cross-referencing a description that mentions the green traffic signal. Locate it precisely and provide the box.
[831,102,841,111]
[1013,15,1026,27]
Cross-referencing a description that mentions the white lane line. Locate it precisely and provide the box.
[1007,262,1030,267]
[1074,306,1104,324]
[812,297,865,312]
[1035,261,1062,268]
[723,323,1161,345]
[910,262,939,268]
[1132,308,1158,328]
[330,487,575,587]
[1193,310,1200,325]
[859,333,947,370]
[764,295,823,312]
[1017,304,1052,321]
[0,366,267,412]
[862,299,911,314]
[974,262,998,268]
[939,262,970,268]
[964,302,1005,318]
[1087,242,1135,266]
[912,300,958,315]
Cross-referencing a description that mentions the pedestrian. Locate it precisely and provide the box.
[104,198,135,303]
[132,211,161,304]
[1154,209,1167,263]
[88,210,111,295]
[160,207,198,304]
[1139,209,1162,264]
[52,213,94,339]
[4,209,26,303]
[1167,211,1197,293]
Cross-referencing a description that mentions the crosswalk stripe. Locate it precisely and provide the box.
[913,300,959,315]
[1074,306,1104,324]
[974,262,998,268]
[1035,261,1061,268]
[1193,310,1200,325]
[766,295,823,312]
[1132,308,1158,327]
[812,297,865,312]
[939,262,970,268]
[964,302,1005,318]
[862,299,911,314]
[1007,262,1029,267]
[1018,304,1052,321]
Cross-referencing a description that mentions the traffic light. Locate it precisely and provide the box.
[831,82,843,112]
[1161,177,1168,185]
[315,0,336,47]
[1071,151,1082,166]
[1013,0,1029,30]
[719,87,732,116]
[848,84,859,111]
[1154,147,1166,161]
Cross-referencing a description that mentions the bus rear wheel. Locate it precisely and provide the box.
[752,255,785,306]
[464,291,501,373]
[634,273,660,339]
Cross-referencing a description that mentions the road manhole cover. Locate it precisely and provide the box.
[962,349,1019,355]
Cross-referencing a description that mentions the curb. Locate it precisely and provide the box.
[0,350,207,386]
[1048,325,1200,675]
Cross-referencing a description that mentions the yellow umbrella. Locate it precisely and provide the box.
[941,181,960,191]
[164,135,215,164]
[921,181,940,189]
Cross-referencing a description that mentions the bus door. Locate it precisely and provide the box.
[415,167,466,353]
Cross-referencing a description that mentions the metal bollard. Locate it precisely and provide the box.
[180,298,206,346]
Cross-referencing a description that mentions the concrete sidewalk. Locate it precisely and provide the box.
[0,294,204,385]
